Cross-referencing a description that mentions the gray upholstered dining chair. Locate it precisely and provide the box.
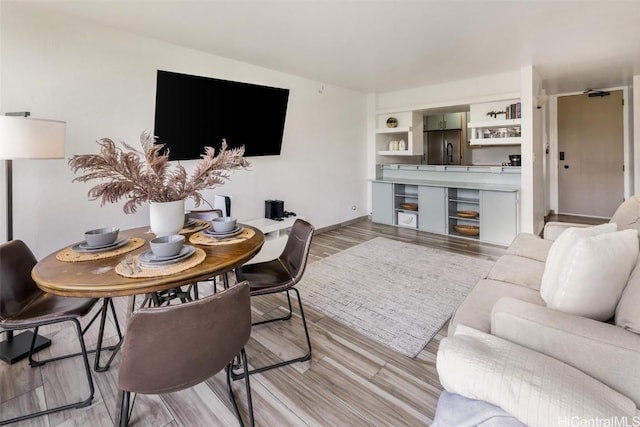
[0,240,97,425]
[117,281,254,426]
[233,219,314,376]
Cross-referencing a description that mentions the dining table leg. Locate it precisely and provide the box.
[113,295,135,427]
[93,298,124,372]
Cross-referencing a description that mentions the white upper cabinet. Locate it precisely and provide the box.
[425,113,463,131]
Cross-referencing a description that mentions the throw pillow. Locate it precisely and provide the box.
[436,325,636,427]
[610,195,640,231]
[616,255,640,333]
[540,223,617,302]
[544,229,638,321]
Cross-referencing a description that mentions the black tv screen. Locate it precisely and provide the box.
[154,70,289,159]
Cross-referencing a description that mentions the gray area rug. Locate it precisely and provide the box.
[298,237,494,357]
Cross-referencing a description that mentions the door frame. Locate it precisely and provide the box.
[548,86,632,217]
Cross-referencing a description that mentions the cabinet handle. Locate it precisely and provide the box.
[439,121,442,128]
[443,121,447,129]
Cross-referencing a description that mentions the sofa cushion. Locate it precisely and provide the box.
[486,255,545,290]
[505,233,553,262]
[436,325,638,427]
[543,221,591,241]
[540,223,617,302]
[493,297,640,407]
[543,229,638,321]
[448,279,544,335]
[616,255,640,334]
[611,195,640,232]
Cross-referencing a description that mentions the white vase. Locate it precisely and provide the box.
[149,200,185,236]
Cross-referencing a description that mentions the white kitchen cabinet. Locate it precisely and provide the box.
[480,190,519,245]
[371,180,519,246]
[425,113,463,131]
[376,112,423,156]
[372,182,394,225]
[418,186,446,233]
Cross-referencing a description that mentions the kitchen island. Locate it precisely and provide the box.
[372,164,520,246]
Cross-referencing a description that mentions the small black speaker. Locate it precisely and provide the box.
[265,200,284,219]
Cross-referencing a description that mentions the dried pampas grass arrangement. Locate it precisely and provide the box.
[69,130,250,214]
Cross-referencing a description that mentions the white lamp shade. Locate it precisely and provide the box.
[0,116,66,159]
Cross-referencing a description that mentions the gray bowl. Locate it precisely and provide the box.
[84,227,119,247]
[150,234,185,257]
[211,217,237,233]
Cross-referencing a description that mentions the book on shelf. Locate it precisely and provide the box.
[505,102,522,119]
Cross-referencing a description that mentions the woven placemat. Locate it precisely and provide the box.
[179,219,210,234]
[115,247,206,278]
[189,228,255,246]
[56,237,146,262]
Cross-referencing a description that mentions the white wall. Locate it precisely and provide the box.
[634,76,640,193]
[520,66,546,234]
[0,4,368,258]
[375,71,521,113]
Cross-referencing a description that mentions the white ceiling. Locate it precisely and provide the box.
[22,0,640,94]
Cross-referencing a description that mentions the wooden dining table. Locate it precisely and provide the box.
[31,223,264,426]
[33,224,264,299]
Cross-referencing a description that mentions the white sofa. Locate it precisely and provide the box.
[435,197,640,426]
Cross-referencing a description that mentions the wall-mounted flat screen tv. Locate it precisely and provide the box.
[154,70,289,159]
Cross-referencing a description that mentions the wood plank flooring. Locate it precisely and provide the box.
[1,219,506,426]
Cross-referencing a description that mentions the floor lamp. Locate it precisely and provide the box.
[0,112,66,364]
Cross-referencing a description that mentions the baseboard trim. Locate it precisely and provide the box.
[315,215,370,235]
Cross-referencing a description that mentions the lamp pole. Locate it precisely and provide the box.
[3,111,28,240]
[0,112,61,364]
[6,158,12,241]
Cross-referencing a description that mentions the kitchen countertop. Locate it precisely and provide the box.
[371,177,520,192]
[380,164,521,173]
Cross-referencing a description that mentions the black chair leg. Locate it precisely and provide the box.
[291,288,312,362]
[119,391,131,427]
[0,319,94,426]
[227,349,254,427]
[241,349,255,427]
[232,288,312,379]
[28,299,123,369]
[251,290,293,326]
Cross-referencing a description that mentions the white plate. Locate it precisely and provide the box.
[72,238,129,253]
[204,226,243,238]
[138,245,196,266]
[183,218,198,227]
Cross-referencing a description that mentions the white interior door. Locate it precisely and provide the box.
[557,91,624,217]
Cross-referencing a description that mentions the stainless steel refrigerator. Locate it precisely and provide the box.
[424,129,462,165]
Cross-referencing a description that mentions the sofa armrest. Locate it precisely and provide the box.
[437,325,637,426]
[492,297,640,406]
[542,221,590,240]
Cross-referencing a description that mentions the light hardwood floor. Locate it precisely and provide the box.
[1,219,507,426]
